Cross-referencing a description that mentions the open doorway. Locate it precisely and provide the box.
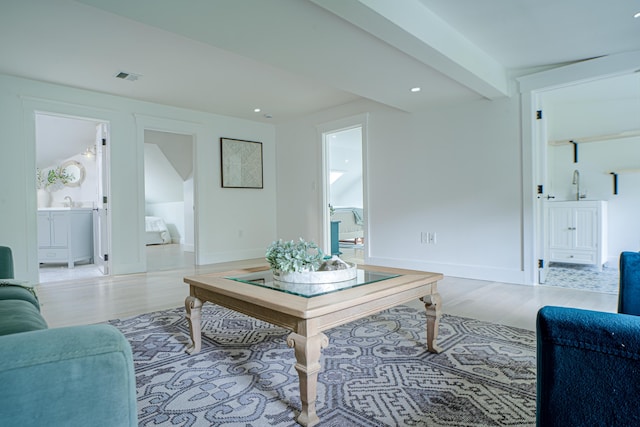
[36,113,110,284]
[324,126,365,264]
[535,72,640,294]
[143,130,195,272]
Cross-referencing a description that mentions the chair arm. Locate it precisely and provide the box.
[537,306,640,427]
[0,324,137,427]
[618,251,640,315]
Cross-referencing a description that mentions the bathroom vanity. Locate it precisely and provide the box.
[546,201,608,270]
[38,208,93,268]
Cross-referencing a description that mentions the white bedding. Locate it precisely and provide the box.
[145,216,171,245]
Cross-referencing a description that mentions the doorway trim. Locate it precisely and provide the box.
[22,95,115,283]
[35,112,112,278]
[317,113,369,258]
[133,114,202,269]
[519,50,640,285]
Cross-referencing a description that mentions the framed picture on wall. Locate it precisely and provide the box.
[220,137,263,189]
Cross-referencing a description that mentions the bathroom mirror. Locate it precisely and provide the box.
[60,160,85,187]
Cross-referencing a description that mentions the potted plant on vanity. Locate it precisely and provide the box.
[265,238,356,284]
[36,167,74,208]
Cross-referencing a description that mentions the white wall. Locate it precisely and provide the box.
[276,94,526,284]
[546,98,639,143]
[0,73,276,283]
[144,142,184,243]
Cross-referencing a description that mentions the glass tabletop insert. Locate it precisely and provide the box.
[226,269,399,298]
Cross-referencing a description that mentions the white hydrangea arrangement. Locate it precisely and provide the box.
[265,238,325,273]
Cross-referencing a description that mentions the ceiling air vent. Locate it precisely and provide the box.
[115,71,141,82]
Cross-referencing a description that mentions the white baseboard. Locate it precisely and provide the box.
[198,248,266,265]
[366,256,530,286]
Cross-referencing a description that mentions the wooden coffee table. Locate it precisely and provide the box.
[184,264,443,427]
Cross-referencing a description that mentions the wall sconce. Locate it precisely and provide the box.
[82,144,97,158]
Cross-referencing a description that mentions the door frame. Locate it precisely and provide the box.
[33,110,112,279]
[317,114,369,258]
[134,114,201,269]
[518,50,640,285]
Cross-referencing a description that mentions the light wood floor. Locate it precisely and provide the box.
[35,245,618,331]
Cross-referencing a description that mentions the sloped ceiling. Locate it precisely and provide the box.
[143,143,184,204]
[2,0,638,124]
[144,130,194,181]
[35,114,100,169]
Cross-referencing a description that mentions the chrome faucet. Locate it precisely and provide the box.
[64,195,73,207]
[572,170,580,201]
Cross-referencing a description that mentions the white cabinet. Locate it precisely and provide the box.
[38,209,93,268]
[546,201,607,269]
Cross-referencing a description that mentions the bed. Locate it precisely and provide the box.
[145,216,172,245]
[332,207,364,244]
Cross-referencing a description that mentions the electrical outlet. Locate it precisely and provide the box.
[421,232,437,244]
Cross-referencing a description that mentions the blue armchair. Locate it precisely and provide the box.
[536,251,640,426]
[618,251,640,315]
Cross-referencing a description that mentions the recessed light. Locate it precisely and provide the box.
[254,108,261,113]
[411,87,421,93]
[634,11,640,18]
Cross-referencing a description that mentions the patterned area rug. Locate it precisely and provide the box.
[542,263,619,294]
[109,305,536,426]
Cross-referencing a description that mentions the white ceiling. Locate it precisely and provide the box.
[2,0,639,126]
[417,0,640,70]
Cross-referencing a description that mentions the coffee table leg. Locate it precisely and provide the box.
[185,296,203,355]
[421,291,443,353]
[287,332,329,427]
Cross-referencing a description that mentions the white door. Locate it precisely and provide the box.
[94,123,110,275]
[535,106,550,285]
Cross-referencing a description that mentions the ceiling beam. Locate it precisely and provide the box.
[310,0,510,99]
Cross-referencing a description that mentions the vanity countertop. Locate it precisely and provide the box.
[38,207,93,211]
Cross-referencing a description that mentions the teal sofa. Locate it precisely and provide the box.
[0,246,137,426]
